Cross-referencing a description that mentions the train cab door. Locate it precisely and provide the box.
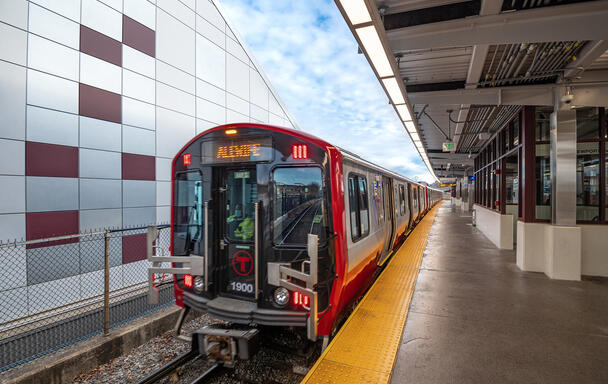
[379,176,394,264]
[216,167,259,301]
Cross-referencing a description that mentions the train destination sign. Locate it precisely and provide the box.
[201,137,272,163]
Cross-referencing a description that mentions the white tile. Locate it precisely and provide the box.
[250,104,268,123]
[123,259,148,286]
[0,213,25,242]
[156,206,170,224]
[226,36,248,64]
[196,0,225,31]
[28,275,80,313]
[0,287,28,322]
[123,180,156,207]
[225,25,237,41]
[28,34,79,82]
[82,0,122,41]
[28,2,80,49]
[80,208,122,231]
[157,61,195,94]
[196,118,215,135]
[250,69,269,110]
[226,93,248,116]
[0,139,24,175]
[0,61,26,140]
[79,148,122,179]
[122,206,155,227]
[196,98,225,125]
[27,105,79,147]
[123,45,155,78]
[0,176,25,214]
[155,158,172,181]
[195,34,225,89]
[157,82,195,116]
[123,125,155,156]
[269,94,283,116]
[80,266,122,299]
[27,69,78,114]
[79,116,122,152]
[30,0,81,22]
[158,0,194,28]
[80,53,122,94]
[196,15,224,49]
[0,0,28,29]
[98,0,122,12]
[123,69,155,104]
[26,177,79,212]
[156,181,171,206]
[226,54,249,101]
[196,78,224,106]
[181,0,195,9]
[0,245,26,290]
[80,178,122,209]
[156,107,195,158]
[156,8,195,75]
[124,0,156,30]
[269,112,283,126]
[122,96,155,130]
[226,109,248,124]
[0,22,27,66]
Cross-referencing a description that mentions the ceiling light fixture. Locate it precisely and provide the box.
[382,77,405,105]
[338,0,371,25]
[355,26,393,78]
[395,104,412,121]
[404,121,416,133]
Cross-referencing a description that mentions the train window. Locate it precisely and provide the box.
[399,185,406,215]
[348,174,369,241]
[174,171,204,255]
[225,169,258,242]
[272,167,326,245]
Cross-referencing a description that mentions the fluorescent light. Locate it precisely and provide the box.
[410,132,420,141]
[338,0,371,25]
[405,121,416,133]
[356,26,393,78]
[382,77,405,105]
[395,104,412,121]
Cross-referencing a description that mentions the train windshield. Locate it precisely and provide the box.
[272,167,326,245]
[225,169,257,242]
[174,171,204,255]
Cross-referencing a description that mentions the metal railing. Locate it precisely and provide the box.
[0,225,173,372]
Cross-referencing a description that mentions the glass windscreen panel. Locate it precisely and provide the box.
[272,167,326,245]
[225,170,257,242]
[201,136,272,164]
[174,171,204,255]
[576,142,600,221]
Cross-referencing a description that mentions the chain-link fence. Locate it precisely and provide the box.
[0,225,173,372]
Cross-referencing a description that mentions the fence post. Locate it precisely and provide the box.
[104,230,110,336]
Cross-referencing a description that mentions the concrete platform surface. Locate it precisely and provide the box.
[392,204,608,384]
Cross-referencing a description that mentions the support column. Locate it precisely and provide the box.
[546,104,581,280]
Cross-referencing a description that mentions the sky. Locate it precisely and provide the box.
[219,0,433,183]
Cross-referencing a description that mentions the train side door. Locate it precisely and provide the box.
[379,176,394,264]
[216,167,258,301]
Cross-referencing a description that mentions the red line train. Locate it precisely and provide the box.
[150,123,443,345]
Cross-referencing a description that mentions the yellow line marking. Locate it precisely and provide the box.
[301,202,442,384]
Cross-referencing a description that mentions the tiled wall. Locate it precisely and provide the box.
[0,0,296,320]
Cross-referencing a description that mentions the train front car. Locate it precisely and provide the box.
[157,124,339,342]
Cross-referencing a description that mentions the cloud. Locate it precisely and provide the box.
[220,0,433,183]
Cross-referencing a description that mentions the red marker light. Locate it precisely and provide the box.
[184,274,193,288]
[183,154,191,165]
[293,291,310,307]
[292,144,308,159]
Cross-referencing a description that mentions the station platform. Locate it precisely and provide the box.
[302,202,608,384]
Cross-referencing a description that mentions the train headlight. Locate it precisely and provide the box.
[273,287,290,306]
[193,276,204,293]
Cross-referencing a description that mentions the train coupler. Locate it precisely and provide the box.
[194,326,259,367]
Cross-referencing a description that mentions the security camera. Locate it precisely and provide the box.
[561,93,574,104]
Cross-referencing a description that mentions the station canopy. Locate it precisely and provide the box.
[335,0,608,182]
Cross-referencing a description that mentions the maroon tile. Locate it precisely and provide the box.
[122,153,155,181]
[123,15,155,57]
[26,141,78,178]
[79,83,122,124]
[80,25,122,66]
[122,233,147,264]
[26,211,79,249]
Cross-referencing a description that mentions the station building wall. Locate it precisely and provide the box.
[0,0,297,320]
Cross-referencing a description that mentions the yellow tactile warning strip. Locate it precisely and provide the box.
[301,202,442,384]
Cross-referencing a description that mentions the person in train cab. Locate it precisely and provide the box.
[226,203,254,240]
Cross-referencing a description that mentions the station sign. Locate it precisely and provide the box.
[442,142,455,152]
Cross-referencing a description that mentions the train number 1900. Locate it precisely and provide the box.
[230,281,254,293]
